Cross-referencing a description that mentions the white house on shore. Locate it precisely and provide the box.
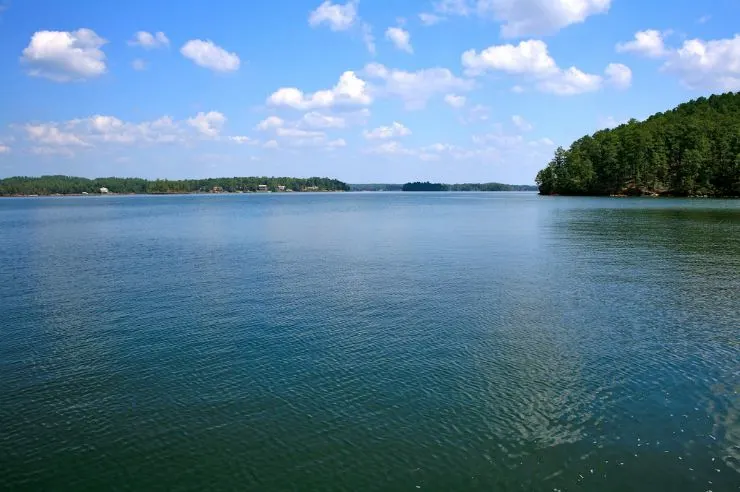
[100,187,109,194]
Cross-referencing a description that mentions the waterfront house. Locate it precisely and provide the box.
[258,184,268,192]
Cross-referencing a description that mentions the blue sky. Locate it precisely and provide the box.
[0,0,738,184]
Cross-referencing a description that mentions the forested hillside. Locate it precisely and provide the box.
[401,182,538,191]
[0,176,349,195]
[536,92,740,197]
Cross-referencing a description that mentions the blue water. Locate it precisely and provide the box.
[1,193,738,491]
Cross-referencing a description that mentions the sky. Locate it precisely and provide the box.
[0,0,738,184]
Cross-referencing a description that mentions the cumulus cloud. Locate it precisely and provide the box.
[21,28,107,82]
[363,122,411,140]
[617,31,740,91]
[463,39,625,95]
[362,23,376,55]
[227,136,257,145]
[434,0,471,16]
[444,93,466,108]
[301,112,347,129]
[605,63,632,89]
[128,31,169,49]
[662,35,740,90]
[477,0,611,38]
[512,115,532,131]
[309,0,358,31]
[0,144,10,154]
[428,0,610,37]
[386,27,413,53]
[462,39,557,76]
[364,62,473,109]
[460,104,490,124]
[419,13,444,26]
[187,111,226,137]
[21,112,248,150]
[256,116,285,131]
[616,30,668,58]
[267,71,371,110]
[132,59,147,71]
[180,39,240,72]
[25,123,90,146]
[276,127,326,138]
[537,67,602,95]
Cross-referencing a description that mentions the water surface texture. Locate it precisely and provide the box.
[1,193,738,491]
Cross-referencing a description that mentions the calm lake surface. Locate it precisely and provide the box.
[1,192,738,491]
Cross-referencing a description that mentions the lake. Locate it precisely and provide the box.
[0,192,738,491]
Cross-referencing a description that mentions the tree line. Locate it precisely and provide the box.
[0,176,350,195]
[402,181,537,192]
[536,92,740,197]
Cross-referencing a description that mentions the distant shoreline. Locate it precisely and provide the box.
[0,190,544,198]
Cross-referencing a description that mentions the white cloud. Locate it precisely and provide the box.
[362,23,376,55]
[301,112,347,129]
[512,115,532,131]
[276,127,326,138]
[697,15,711,24]
[180,39,240,72]
[25,124,90,146]
[444,93,466,108]
[132,59,147,71]
[267,71,371,110]
[537,67,602,95]
[428,0,610,36]
[263,140,279,149]
[662,35,740,91]
[363,122,411,140]
[187,111,226,137]
[434,0,471,16]
[617,32,740,91]
[366,140,415,156]
[511,85,525,93]
[605,63,632,89]
[462,39,557,76]
[227,136,257,145]
[419,13,444,25]
[21,112,250,149]
[128,31,169,49]
[386,27,413,53]
[460,104,490,124]
[464,39,612,95]
[21,28,107,82]
[309,0,358,31]
[616,30,668,58]
[0,144,10,154]
[326,138,347,149]
[364,62,473,109]
[477,0,611,38]
[256,116,285,130]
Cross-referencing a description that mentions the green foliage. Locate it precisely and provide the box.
[402,182,450,191]
[536,92,740,197]
[0,176,350,195]
[349,183,404,191]
[402,182,538,192]
[447,182,538,191]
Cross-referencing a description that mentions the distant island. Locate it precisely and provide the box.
[1,176,541,196]
[536,92,740,197]
[0,176,350,196]
[402,181,538,192]
[349,183,404,192]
